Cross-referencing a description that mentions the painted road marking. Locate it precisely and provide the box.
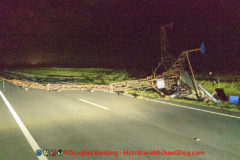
[78,98,109,110]
[146,98,240,120]
[0,91,48,160]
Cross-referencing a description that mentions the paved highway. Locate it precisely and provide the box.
[0,80,239,160]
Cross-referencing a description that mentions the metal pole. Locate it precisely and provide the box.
[3,80,5,92]
[185,52,200,98]
[186,48,200,53]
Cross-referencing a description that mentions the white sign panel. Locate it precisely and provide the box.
[156,78,165,89]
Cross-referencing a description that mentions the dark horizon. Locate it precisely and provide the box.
[0,0,239,72]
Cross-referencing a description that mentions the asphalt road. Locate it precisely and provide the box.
[0,80,240,160]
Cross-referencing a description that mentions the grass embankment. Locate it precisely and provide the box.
[13,68,240,112]
[14,68,135,85]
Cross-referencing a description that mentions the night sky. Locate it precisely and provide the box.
[0,0,239,72]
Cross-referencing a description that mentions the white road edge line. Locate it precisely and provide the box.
[123,94,135,98]
[0,91,48,160]
[78,98,109,110]
[145,98,240,120]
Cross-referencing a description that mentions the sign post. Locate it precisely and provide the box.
[183,42,205,98]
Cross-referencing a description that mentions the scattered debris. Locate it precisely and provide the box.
[1,78,110,92]
[215,88,228,101]
[193,137,200,141]
[0,23,223,105]
[229,96,239,105]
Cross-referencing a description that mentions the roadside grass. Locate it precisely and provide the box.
[198,80,240,97]
[13,67,135,85]
[12,68,240,112]
[125,89,240,113]
[170,98,240,113]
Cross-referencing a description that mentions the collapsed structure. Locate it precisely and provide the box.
[110,22,218,103]
[0,22,218,103]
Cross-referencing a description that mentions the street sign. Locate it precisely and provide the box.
[156,78,165,89]
[200,42,205,55]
